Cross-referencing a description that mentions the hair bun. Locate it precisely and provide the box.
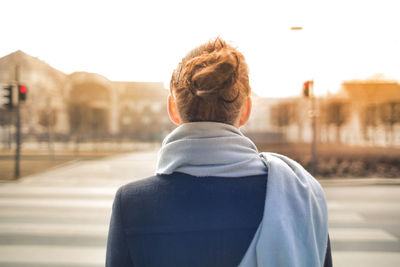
[184,49,239,101]
[169,37,250,125]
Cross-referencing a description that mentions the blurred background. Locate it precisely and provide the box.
[0,0,399,179]
[0,0,399,266]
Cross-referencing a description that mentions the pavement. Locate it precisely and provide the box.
[323,182,400,267]
[0,149,399,267]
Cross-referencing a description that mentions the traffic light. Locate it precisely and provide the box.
[3,85,13,109]
[303,80,313,98]
[18,85,27,101]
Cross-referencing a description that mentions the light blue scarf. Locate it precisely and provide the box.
[156,122,329,267]
[156,122,267,177]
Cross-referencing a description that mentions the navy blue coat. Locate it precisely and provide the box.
[106,172,332,267]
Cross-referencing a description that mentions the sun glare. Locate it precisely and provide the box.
[1,0,399,97]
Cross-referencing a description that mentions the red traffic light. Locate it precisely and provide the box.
[303,81,310,97]
[302,80,313,98]
[19,85,27,94]
[18,85,27,101]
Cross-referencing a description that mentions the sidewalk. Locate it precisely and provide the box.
[15,149,159,187]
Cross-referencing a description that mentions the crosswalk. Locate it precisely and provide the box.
[324,184,400,267]
[0,151,399,267]
[0,183,116,267]
[0,151,156,267]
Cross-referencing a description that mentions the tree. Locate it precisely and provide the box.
[379,102,400,145]
[324,101,349,143]
[360,105,378,143]
[38,109,57,129]
[0,109,12,127]
[0,109,13,149]
[270,101,298,140]
[68,103,85,140]
[38,108,58,157]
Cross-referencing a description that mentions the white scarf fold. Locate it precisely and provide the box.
[156,122,267,177]
[156,122,329,267]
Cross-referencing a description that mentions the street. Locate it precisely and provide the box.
[322,180,400,266]
[0,150,399,267]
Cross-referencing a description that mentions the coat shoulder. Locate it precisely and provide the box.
[117,175,166,200]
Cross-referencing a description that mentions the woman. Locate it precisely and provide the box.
[106,38,332,267]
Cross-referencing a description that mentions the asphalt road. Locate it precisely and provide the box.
[0,150,399,267]
[322,180,400,267]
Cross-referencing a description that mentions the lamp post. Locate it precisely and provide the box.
[291,26,318,176]
[14,65,21,179]
[309,81,317,176]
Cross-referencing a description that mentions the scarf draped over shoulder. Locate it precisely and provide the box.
[156,122,328,267]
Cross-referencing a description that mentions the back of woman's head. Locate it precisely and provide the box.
[170,37,251,125]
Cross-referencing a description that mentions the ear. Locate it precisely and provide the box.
[239,96,252,127]
[168,94,181,125]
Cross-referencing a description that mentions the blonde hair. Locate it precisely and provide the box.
[170,37,251,125]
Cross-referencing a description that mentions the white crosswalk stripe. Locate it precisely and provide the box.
[329,228,398,242]
[0,223,109,237]
[0,198,113,208]
[0,185,117,196]
[328,211,365,223]
[332,252,400,267]
[0,245,106,265]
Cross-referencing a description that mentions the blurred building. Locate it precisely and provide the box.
[340,79,400,146]
[0,50,172,142]
[245,79,400,147]
[243,96,311,143]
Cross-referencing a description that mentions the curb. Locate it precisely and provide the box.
[319,177,400,186]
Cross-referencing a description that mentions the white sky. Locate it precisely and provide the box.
[1,0,399,97]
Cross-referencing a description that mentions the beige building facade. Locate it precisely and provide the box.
[0,51,170,141]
